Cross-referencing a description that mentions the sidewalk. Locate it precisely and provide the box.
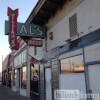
[0,85,32,100]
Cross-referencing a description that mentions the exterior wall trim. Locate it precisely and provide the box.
[82,48,88,100]
[39,64,40,100]
[85,61,100,66]
[43,63,46,100]
[50,59,53,100]
[43,60,53,100]
[57,57,60,89]
[60,39,100,56]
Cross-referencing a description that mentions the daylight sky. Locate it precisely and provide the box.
[0,0,38,72]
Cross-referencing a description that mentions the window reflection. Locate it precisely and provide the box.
[13,70,17,86]
[60,55,84,74]
[14,50,27,67]
[21,67,27,89]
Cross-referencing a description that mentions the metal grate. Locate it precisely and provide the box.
[69,13,78,38]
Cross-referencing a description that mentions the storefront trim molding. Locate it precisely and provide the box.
[85,60,100,66]
[60,39,100,56]
[82,48,88,100]
[38,64,40,100]
[43,60,53,100]
[50,60,53,100]
[43,63,46,100]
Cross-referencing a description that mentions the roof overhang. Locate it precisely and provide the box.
[26,0,67,25]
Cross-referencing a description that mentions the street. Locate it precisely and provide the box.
[0,85,32,100]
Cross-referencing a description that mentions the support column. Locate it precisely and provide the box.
[27,46,31,98]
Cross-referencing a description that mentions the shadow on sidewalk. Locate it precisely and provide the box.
[0,85,32,100]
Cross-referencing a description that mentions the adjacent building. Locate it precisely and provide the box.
[2,53,13,88]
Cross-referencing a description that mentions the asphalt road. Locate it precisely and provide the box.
[0,85,32,100]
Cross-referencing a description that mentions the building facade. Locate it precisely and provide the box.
[3,0,100,100]
[2,53,13,88]
[26,0,100,100]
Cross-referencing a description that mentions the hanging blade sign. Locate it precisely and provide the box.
[8,7,19,50]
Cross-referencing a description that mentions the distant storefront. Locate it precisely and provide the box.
[12,40,27,96]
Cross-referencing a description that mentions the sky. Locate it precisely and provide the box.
[0,0,38,72]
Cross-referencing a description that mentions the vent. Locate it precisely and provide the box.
[69,13,78,38]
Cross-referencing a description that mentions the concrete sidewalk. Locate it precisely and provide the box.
[0,85,32,100]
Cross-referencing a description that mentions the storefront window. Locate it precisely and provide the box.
[60,55,84,74]
[13,70,17,86]
[31,64,39,93]
[21,67,27,89]
[22,50,27,64]
[14,49,27,67]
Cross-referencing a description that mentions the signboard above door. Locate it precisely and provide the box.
[5,20,47,39]
[28,39,43,47]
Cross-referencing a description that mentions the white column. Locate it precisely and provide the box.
[27,46,31,98]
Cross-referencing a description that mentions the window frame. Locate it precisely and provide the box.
[60,54,84,74]
[21,66,27,89]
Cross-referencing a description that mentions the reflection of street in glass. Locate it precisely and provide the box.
[22,67,27,89]
[61,55,84,74]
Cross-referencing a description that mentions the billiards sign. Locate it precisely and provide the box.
[8,7,19,50]
[5,21,47,39]
[6,7,47,50]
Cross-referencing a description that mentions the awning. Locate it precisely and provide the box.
[28,53,43,64]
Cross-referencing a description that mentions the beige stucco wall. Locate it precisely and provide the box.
[46,0,83,29]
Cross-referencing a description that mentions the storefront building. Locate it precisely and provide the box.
[3,0,100,100]
[2,55,9,86]
[12,37,28,96]
[2,53,13,88]
[26,0,100,100]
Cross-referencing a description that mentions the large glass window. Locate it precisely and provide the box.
[31,64,39,93]
[13,70,17,86]
[21,67,27,89]
[22,50,27,64]
[60,55,84,74]
[14,49,27,67]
